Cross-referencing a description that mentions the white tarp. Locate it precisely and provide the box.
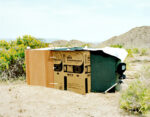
[84,47,128,62]
[31,47,128,62]
[101,47,128,62]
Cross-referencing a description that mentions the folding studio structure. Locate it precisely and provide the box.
[25,47,127,94]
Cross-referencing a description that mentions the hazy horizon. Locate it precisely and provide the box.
[0,37,100,43]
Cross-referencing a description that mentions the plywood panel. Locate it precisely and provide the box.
[25,50,54,87]
[29,50,47,86]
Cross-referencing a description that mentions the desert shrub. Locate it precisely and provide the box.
[120,80,150,114]
[140,48,147,56]
[132,48,139,54]
[0,76,25,84]
[0,35,48,79]
[81,43,90,48]
[126,49,133,57]
[0,59,25,79]
[110,44,123,48]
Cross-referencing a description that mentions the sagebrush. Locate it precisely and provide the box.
[120,79,150,114]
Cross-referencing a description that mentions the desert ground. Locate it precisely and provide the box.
[0,54,150,117]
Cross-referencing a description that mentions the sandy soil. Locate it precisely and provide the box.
[0,83,135,117]
[0,55,149,117]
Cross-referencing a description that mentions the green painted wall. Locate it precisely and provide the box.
[90,51,120,92]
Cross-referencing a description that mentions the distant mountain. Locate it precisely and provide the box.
[50,39,94,47]
[98,26,150,48]
[51,40,69,47]
[41,38,62,43]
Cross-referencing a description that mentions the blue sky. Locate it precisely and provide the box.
[0,0,150,42]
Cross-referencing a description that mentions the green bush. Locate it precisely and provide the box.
[140,48,147,56]
[81,43,90,48]
[132,48,139,54]
[0,40,10,49]
[120,80,150,114]
[0,35,48,79]
[110,44,123,48]
[126,49,133,57]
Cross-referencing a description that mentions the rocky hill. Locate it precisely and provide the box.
[98,26,150,48]
[50,39,94,47]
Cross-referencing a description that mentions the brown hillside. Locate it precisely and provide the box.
[98,26,150,48]
[51,39,94,47]
[51,40,69,47]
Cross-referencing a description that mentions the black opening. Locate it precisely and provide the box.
[73,63,84,73]
[85,78,88,93]
[117,63,126,75]
[54,62,62,71]
[64,63,84,73]
[108,87,116,93]
[64,76,67,90]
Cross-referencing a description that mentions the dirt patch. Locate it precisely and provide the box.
[0,83,137,117]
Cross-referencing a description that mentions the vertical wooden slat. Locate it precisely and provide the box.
[46,51,54,88]
[25,50,30,85]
